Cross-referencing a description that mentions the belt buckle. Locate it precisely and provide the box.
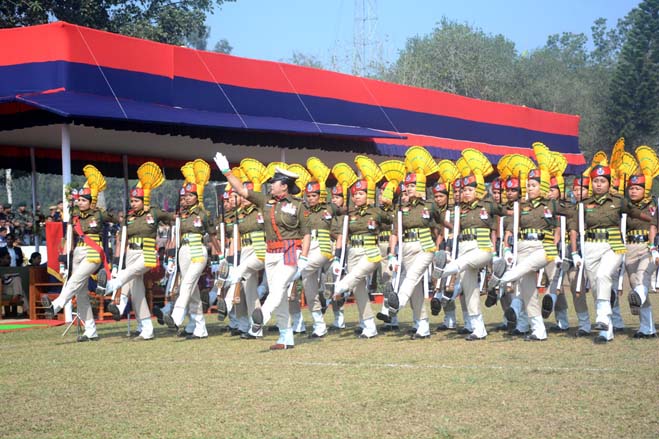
[527,232,538,240]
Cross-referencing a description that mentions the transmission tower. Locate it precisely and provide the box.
[353,0,379,76]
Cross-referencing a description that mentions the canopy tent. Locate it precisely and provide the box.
[0,21,584,179]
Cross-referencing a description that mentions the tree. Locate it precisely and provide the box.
[384,18,518,102]
[0,0,235,47]
[606,0,659,147]
[286,52,324,69]
[186,25,211,51]
[213,38,233,54]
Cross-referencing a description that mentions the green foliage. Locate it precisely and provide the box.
[385,18,518,102]
[383,13,655,163]
[1,304,658,438]
[213,38,233,54]
[287,51,325,69]
[605,0,659,148]
[0,0,234,47]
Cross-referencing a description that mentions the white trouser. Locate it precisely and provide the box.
[260,252,298,330]
[171,245,207,330]
[52,247,99,325]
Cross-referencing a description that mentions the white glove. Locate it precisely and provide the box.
[213,152,230,174]
[59,263,68,278]
[165,257,176,274]
[257,284,267,299]
[651,250,659,265]
[388,254,399,272]
[296,255,309,273]
[504,248,514,265]
[211,257,222,274]
[572,253,583,267]
[111,265,119,279]
[331,258,342,276]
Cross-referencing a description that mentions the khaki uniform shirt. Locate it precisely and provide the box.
[73,207,117,237]
[304,203,335,233]
[246,190,309,240]
[236,204,264,235]
[394,199,443,232]
[572,193,645,231]
[460,200,507,231]
[626,199,657,233]
[126,207,175,239]
[179,204,214,236]
[348,206,391,235]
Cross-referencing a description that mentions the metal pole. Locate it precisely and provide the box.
[61,125,71,223]
[61,125,73,322]
[122,154,129,214]
[30,147,39,251]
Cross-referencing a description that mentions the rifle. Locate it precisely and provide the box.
[575,197,586,294]
[63,208,74,282]
[510,198,520,296]
[164,193,181,301]
[336,190,351,286]
[225,193,241,308]
[391,189,404,293]
[432,209,451,295]
[546,215,568,316]
[217,183,227,257]
[444,198,461,303]
[617,176,627,293]
[617,213,627,293]
[654,195,659,290]
[111,192,129,302]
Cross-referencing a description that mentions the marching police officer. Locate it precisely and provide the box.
[334,179,390,338]
[215,152,310,350]
[42,165,118,342]
[387,172,443,339]
[163,160,222,339]
[104,162,174,340]
[570,163,650,344]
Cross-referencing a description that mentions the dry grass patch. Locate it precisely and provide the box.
[1,299,658,438]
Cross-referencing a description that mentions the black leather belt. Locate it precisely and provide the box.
[458,234,477,242]
[350,238,365,246]
[128,243,142,250]
[626,234,649,243]
[586,231,609,240]
[378,235,390,243]
[519,232,545,241]
[241,237,253,246]
[403,230,420,240]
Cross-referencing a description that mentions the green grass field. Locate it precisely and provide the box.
[1,299,658,439]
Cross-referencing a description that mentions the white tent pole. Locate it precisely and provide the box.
[30,147,39,251]
[281,150,286,163]
[61,125,71,223]
[61,124,73,322]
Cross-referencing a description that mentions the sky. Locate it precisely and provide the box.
[206,0,641,72]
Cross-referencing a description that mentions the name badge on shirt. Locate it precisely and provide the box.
[649,206,657,217]
[479,208,488,220]
[367,219,376,230]
[422,208,430,219]
[544,207,553,218]
[88,218,97,228]
[256,213,264,224]
[281,202,297,216]
[146,214,155,224]
[193,216,202,228]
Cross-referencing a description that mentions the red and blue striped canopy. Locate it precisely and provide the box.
[0,21,584,174]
